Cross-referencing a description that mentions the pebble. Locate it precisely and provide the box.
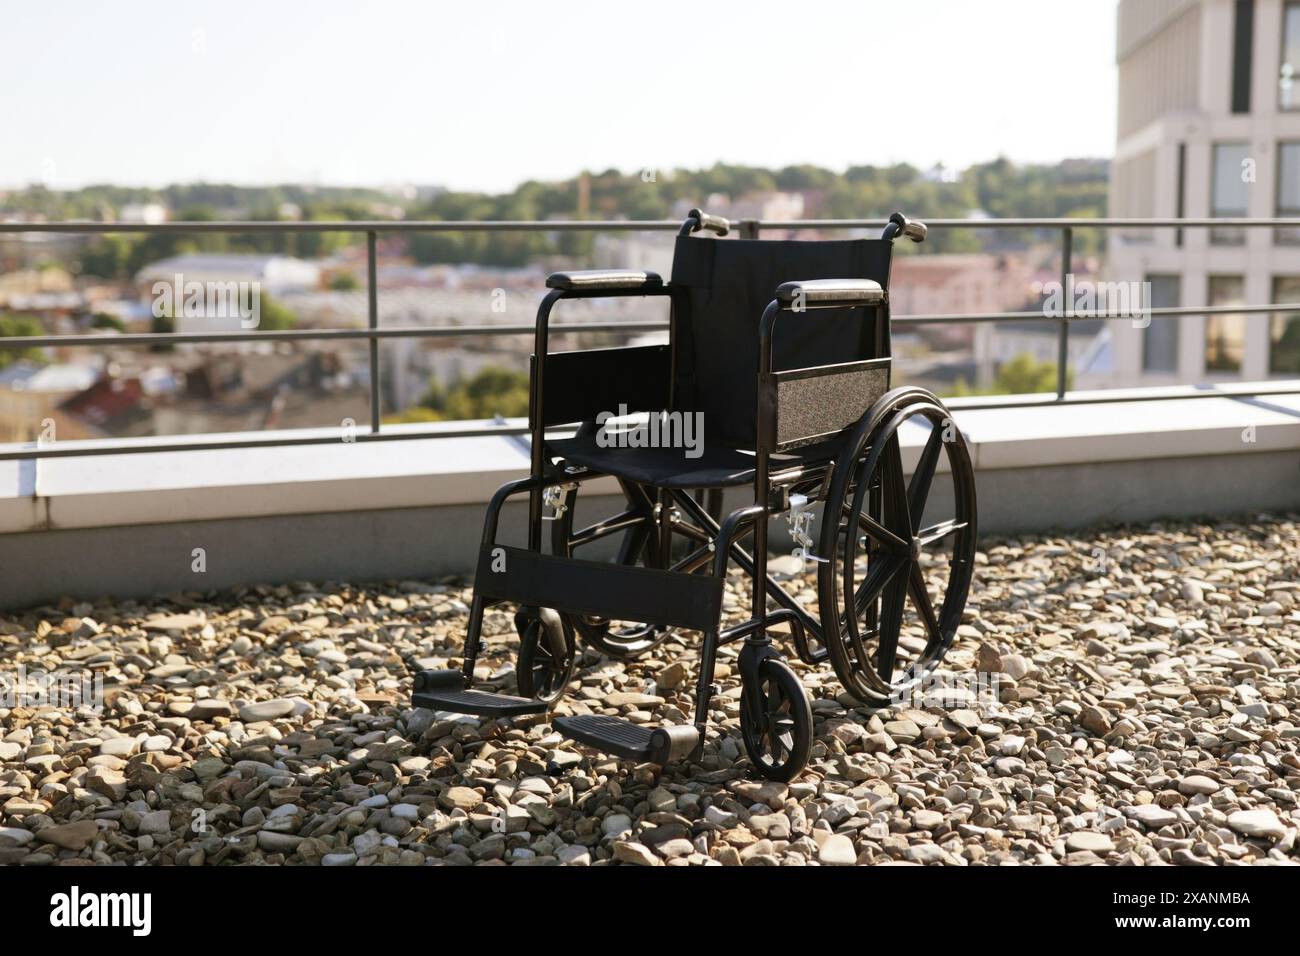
[439,787,482,812]
[1079,706,1112,737]
[35,820,98,851]
[818,834,857,865]
[557,845,591,866]
[612,841,658,866]
[138,810,171,835]
[1227,810,1286,841]
[1065,831,1115,854]
[238,699,297,722]
[1125,805,1178,828]
[1177,775,1220,796]
[602,813,633,838]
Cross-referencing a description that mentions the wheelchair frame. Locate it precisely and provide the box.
[411,210,977,781]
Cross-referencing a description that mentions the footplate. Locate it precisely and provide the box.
[411,669,548,717]
[554,714,699,764]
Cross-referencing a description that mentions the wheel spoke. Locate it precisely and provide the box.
[852,553,907,619]
[883,434,912,538]
[876,567,908,681]
[907,562,942,643]
[917,518,968,546]
[907,427,944,534]
[856,511,909,552]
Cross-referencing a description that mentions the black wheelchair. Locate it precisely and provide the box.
[411,209,977,781]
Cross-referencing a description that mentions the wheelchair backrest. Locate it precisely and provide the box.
[669,234,893,448]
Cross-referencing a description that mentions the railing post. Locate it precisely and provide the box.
[367,230,380,433]
[1056,226,1072,400]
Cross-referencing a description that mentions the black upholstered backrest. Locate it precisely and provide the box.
[669,234,893,448]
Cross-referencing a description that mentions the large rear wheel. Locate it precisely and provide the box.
[817,388,977,705]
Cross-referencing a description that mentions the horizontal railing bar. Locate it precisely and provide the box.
[5,301,1298,350]
[947,383,1300,411]
[0,321,671,349]
[5,217,1300,234]
[5,382,1298,461]
[0,220,686,234]
[0,424,536,460]
[751,217,1300,230]
[891,301,1300,325]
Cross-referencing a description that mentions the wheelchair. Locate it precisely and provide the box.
[411,209,977,782]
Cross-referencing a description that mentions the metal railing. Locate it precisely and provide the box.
[2,215,1300,461]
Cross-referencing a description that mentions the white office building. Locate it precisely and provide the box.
[1107,0,1300,385]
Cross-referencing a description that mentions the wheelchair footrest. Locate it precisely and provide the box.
[554,714,699,764]
[410,668,548,717]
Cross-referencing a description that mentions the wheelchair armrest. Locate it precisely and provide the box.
[775,279,885,309]
[546,270,663,292]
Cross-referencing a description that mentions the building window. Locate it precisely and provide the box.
[1277,142,1300,243]
[1232,0,1254,114]
[1206,276,1247,373]
[1270,276,1300,373]
[1283,1,1300,109]
[1211,143,1250,244]
[1143,275,1181,373]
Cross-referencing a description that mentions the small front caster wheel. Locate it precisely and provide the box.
[740,658,812,782]
[515,607,576,704]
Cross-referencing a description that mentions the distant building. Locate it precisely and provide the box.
[0,266,74,305]
[118,203,169,224]
[135,253,322,333]
[890,254,1036,338]
[671,191,807,227]
[1107,0,1300,385]
[0,361,102,443]
[136,254,321,296]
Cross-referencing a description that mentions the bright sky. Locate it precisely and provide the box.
[0,0,1119,193]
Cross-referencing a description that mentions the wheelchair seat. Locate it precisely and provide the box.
[547,428,843,488]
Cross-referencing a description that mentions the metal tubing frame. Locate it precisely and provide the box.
[526,283,674,551]
[1056,226,1072,400]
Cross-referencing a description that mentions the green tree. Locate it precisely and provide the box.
[90,312,126,332]
[387,366,530,423]
[947,352,1072,397]
[256,296,297,331]
[0,314,47,369]
[80,235,133,279]
[149,312,175,353]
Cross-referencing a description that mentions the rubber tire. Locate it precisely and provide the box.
[515,612,576,705]
[740,658,813,783]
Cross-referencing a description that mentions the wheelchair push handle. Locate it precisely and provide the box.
[882,211,927,244]
[681,208,731,237]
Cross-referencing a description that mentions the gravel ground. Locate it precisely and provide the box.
[2,514,1299,866]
